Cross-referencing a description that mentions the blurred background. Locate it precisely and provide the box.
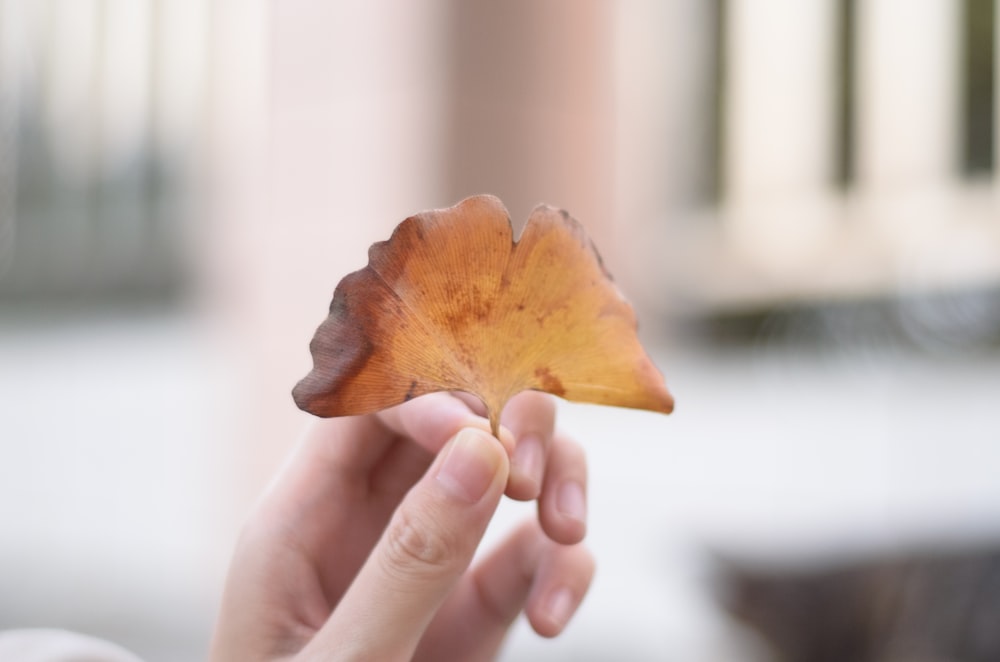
[1,1,999,660]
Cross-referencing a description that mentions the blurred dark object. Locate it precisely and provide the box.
[686,286,1000,355]
[718,545,1000,662]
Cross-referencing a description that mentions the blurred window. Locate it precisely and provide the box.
[0,1,208,303]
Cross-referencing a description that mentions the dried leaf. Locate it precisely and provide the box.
[293,194,674,435]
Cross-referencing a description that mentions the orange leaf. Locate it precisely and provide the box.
[293,195,674,436]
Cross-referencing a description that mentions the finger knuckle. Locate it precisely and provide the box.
[382,509,461,578]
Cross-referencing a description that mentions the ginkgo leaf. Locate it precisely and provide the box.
[293,194,674,436]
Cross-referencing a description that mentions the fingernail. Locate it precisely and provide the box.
[556,481,586,523]
[436,428,501,503]
[544,587,576,629]
[512,435,543,488]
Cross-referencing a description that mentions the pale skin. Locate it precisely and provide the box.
[210,391,594,662]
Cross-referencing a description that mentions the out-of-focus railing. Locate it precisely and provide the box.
[0,0,210,302]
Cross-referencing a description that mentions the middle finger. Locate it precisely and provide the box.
[500,391,557,501]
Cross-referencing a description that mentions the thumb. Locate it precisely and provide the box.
[302,427,509,661]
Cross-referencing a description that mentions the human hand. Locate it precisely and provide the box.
[210,391,594,661]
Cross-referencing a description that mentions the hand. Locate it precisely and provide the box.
[210,391,595,661]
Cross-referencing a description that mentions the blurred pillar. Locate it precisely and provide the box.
[443,1,617,267]
[725,0,837,204]
[723,0,839,264]
[207,0,451,516]
[856,0,959,192]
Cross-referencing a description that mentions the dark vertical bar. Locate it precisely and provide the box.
[145,0,165,297]
[708,0,728,204]
[835,0,856,189]
[89,0,107,295]
[0,2,18,282]
[962,0,996,175]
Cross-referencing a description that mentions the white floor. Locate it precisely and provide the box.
[2,307,999,661]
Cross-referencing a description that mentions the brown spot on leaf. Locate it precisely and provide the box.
[534,366,565,397]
